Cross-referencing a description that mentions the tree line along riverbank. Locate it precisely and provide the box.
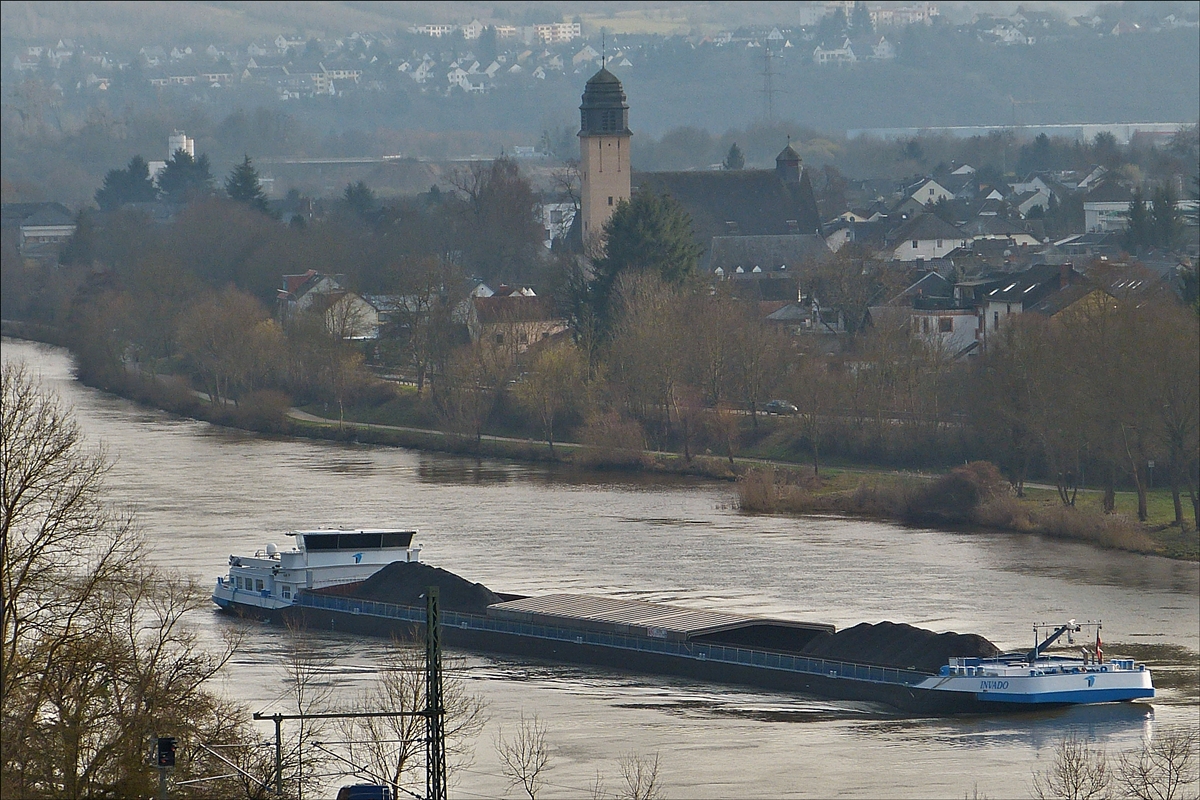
[4,327,1195,562]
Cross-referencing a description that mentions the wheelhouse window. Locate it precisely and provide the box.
[255,579,264,592]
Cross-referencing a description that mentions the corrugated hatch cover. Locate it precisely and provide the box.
[487,593,833,644]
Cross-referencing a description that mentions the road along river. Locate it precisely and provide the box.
[5,338,1198,799]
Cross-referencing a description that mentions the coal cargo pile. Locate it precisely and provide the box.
[800,621,1000,674]
[352,562,501,614]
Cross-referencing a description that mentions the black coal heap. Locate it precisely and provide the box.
[352,561,500,614]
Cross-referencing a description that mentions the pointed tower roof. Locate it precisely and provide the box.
[580,67,627,110]
[776,142,802,163]
[579,66,630,136]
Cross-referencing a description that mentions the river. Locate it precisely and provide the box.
[5,338,1198,799]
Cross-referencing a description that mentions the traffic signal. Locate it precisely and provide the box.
[157,736,176,767]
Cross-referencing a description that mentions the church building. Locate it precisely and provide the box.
[573,66,827,281]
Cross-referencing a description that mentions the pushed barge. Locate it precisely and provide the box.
[212,531,1153,715]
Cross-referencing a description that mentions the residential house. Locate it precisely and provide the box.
[813,38,856,65]
[533,22,582,43]
[540,202,577,248]
[139,45,168,66]
[16,203,76,249]
[765,299,848,337]
[1083,182,1133,232]
[413,24,456,37]
[461,19,486,40]
[855,36,897,59]
[12,54,41,71]
[958,216,1041,246]
[908,178,954,205]
[277,270,379,339]
[1010,189,1051,218]
[887,214,970,261]
[708,233,832,301]
[572,44,601,67]
[979,263,1090,343]
[467,294,567,357]
[909,297,982,357]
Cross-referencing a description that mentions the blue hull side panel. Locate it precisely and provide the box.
[977,688,1155,704]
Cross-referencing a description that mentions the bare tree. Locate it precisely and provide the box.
[617,751,664,800]
[1116,726,1198,800]
[1031,733,1113,800]
[495,712,551,799]
[515,340,588,455]
[339,641,487,799]
[1,362,247,799]
[281,621,337,800]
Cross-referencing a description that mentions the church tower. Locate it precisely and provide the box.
[578,67,631,243]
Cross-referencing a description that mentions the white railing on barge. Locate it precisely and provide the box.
[295,592,929,687]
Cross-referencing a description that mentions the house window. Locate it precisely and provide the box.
[1006,303,1012,314]
[939,317,953,333]
[495,333,504,345]
[608,196,614,206]
[929,188,935,196]
[993,311,1000,329]
[922,318,930,334]
[282,585,291,599]
[518,332,528,345]
[936,239,943,248]
[912,240,918,248]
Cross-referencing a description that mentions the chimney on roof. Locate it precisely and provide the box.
[1059,262,1071,289]
[786,219,799,234]
[725,220,740,235]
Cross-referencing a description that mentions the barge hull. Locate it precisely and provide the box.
[223,598,1020,715]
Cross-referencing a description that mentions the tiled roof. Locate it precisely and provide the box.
[706,233,831,272]
[634,168,823,247]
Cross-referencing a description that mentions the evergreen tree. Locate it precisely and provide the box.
[343,180,377,219]
[586,190,702,337]
[851,1,873,31]
[94,155,157,210]
[1124,187,1152,252]
[224,154,270,214]
[722,142,745,170]
[1150,184,1181,250]
[157,148,214,205]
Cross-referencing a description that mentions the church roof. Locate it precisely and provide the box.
[633,169,823,250]
[707,234,831,273]
[580,66,627,110]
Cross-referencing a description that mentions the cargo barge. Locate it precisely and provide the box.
[212,530,1154,715]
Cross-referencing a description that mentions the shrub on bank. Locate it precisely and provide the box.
[578,412,648,470]
[903,461,1008,524]
[224,390,293,433]
[738,461,1167,557]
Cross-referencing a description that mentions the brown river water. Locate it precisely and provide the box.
[5,338,1199,799]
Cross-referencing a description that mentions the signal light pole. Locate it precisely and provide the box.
[251,585,448,799]
[156,736,176,799]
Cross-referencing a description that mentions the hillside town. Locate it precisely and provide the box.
[7,2,1196,103]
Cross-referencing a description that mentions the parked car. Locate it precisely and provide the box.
[336,785,392,800]
[764,399,798,415]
